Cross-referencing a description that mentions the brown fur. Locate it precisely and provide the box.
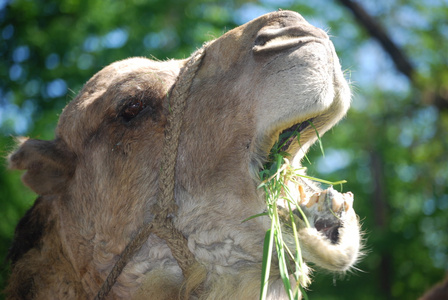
[419,276,448,300]
[6,11,360,299]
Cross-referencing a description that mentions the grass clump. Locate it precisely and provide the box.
[255,124,346,300]
[258,154,309,300]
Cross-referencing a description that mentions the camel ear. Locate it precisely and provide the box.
[8,138,76,195]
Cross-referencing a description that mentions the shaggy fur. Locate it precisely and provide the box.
[6,11,361,299]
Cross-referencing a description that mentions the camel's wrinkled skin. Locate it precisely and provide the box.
[6,11,361,299]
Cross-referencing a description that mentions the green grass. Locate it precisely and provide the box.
[258,154,309,300]
[256,124,346,300]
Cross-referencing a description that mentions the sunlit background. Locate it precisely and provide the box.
[1,0,447,299]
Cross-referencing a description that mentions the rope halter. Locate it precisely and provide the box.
[95,46,206,300]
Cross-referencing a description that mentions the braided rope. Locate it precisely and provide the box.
[156,46,205,217]
[95,46,206,300]
[95,224,155,300]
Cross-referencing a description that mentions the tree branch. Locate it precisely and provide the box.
[336,0,414,80]
[337,0,448,109]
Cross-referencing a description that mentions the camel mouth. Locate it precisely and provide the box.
[272,115,321,157]
[276,118,314,153]
[258,117,319,173]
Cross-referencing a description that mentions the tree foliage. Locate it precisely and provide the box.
[1,0,447,299]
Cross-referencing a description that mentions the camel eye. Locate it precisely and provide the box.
[122,98,146,121]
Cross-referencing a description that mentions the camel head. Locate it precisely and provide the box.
[7,11,359,300]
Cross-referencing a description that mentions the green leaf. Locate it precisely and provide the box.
[241,212,269,223]
[308,120,325,157]
[260,228,275,300]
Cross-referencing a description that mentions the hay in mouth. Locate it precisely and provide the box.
[262,118,315,173]
[257,116,347,299]
[278,119,314,153]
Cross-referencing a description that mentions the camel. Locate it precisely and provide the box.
[6,10,361,299]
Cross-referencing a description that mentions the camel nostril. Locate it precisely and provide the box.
[254,27,308,47]
[255,24,328,43]
[253,25,328,54]
[254,34,268,47]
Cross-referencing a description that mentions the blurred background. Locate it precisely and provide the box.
[1,0,447,299]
